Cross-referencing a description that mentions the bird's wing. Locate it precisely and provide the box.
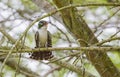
[35,31,39,48]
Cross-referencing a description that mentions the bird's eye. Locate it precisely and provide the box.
[38,22,44,29]
[39,22,43,26]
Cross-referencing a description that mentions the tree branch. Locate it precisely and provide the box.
[0,27,16,44]
[50,57,96,77]
[0,46,120,53]
[94,37,120,46]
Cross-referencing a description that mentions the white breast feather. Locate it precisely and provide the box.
[38,28,47,47]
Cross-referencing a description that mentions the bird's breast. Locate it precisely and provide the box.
[38,29,47,47]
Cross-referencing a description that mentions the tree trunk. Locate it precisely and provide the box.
[53,0,120,77]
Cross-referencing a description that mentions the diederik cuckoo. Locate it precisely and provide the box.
[30,20,53,60]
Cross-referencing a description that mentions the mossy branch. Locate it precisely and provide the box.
[0,46,120,53]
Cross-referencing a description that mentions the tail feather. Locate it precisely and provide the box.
[30,51,53,60]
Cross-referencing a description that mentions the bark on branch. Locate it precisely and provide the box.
[0,46,120,53]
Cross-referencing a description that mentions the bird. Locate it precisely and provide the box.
[30,20,53,60]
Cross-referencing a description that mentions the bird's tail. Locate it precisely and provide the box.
[30,50,53,60]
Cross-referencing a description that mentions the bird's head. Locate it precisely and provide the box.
[38,20,48,29]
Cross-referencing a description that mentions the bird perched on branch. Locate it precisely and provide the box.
[30,20,53,60]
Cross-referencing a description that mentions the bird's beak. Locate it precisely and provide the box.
[45,21,49,26]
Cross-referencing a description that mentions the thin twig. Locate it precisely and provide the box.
[43,66,61,77]
[94,37,120,46]
[49,57,95,77]
[97,8,120,29]
[0,27,16,44]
